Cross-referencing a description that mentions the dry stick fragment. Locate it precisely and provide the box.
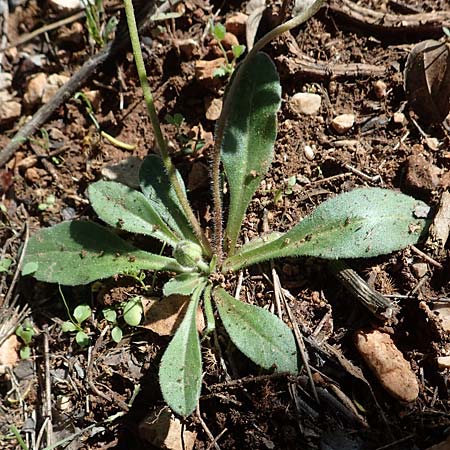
[276,32,387,81]
[0,0,179,168]
[273,269,319,403]
[196,405,222,450]
[425,191,450,258]
[43,328,54,447]
[410,245,443,270]
[329,0,450,38]
[329,260,394,320]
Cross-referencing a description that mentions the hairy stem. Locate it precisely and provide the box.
[212,0,325,259]
[123,0,212,256]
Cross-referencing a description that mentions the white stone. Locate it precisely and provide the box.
[303,145,315,161]
[437,356,450,370]
[205,97,222,121]
[373,80,387,99]
[49,0,84,11]
[331,113,355,134]
[393,111,406,125]
[0,72,12,91]
[291,92,321,115]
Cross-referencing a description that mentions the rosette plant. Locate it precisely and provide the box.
[22,0,429,415]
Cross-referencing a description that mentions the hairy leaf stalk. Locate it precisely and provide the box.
[123,0,212,256]
[212,0,325,258]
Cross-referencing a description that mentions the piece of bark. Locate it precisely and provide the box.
[425,191,450,257]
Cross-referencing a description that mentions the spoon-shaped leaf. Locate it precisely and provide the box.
[221,52,281,253]
[89,181,179,247]
[224,188,430,272]
[214,287,297,373]
[139,155,198,243]
[159,285,204,416]
[22,221,185,285]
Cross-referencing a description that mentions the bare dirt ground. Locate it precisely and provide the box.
[2,0,450,449]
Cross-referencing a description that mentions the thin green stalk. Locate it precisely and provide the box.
[122,0,212,256]
[212,0,325,259]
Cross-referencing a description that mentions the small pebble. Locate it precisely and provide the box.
[437,356,450,370]
[221,32,239,49]
[412,263,428,278]
[0,72,12,91]
[373,80,387,99]
[392,111,406,126]
[303,145,315,161]
[331,113,355,134]
[290,92,321,115]
[24,73,47,107]
[205,97,222,121]
[225,12,248,37]
[355,329,419,402]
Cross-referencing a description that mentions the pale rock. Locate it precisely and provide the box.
[205,97,222,121]
[425,137,440,151]
[0,335,19,374]
[437,356,450,370]
[373,80,387,99]
[431,304,450,332]
[0,92,21,124]
[24,72,47,107]
[140,407,196,450]
[412,263,428,278]
[355,329,419,402]
[0,72,12,90]
[49,0,84,12]
[42,74,70,104]
[393,111,406,125]
[331,113,355,134]
[303,145,315,161]
[195,58,225,87]
[291,92,321,115]
[226,12,248,37]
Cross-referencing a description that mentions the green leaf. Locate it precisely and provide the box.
[75,330,89,347]
[232,44,245,59]
[0,258,12,273]
[22,262,38,276]
[211,22,226,41]
[139,155,198,243]
[20,346,31,359]
[123,297,142,326]
[89,181,179,246]
[214,287,297,373]
[224,188,430,272]
[111,326,123,343]
[221,52,281,252]
[163,273,206,297]
[16,323,34,345]
[23,221,185,286]
[159,286,203,416]
[103,308,117,323]
[73,304,91,324]
[62,321,78,332]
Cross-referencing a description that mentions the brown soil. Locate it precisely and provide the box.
[2,0,450,449]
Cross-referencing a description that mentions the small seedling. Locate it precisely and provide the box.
[165,113,205,155]
[16,321,35,359]
[210,21,246,77]
[37,194,56,211]
[102,297,143,343]
[23,0,430,416]
[59,287,92,347]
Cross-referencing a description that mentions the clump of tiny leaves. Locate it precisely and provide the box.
[22,0,430,416]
